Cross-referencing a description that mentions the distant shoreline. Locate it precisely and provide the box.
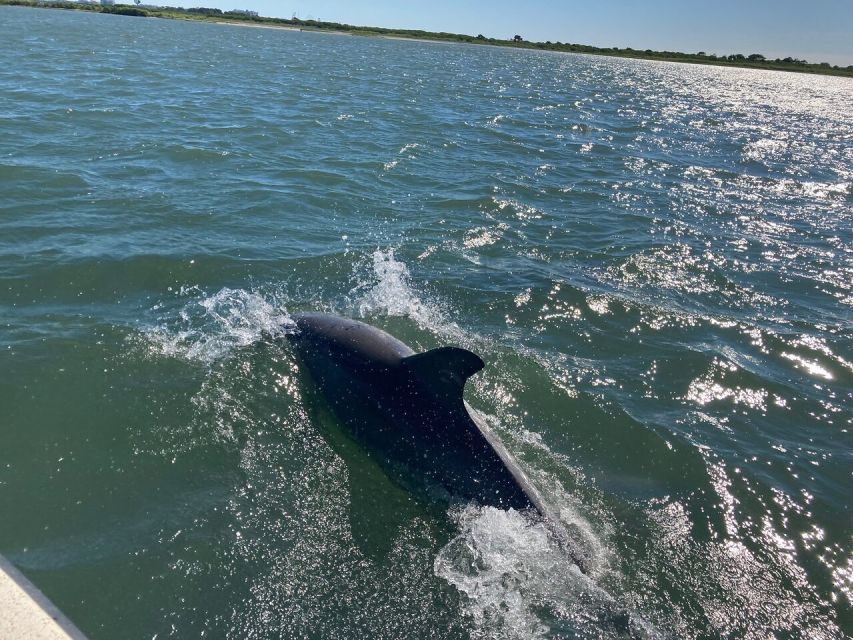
[212,19,352,38]
[3,1,852,78]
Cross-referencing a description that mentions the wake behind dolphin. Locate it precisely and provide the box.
[286,312,589,571]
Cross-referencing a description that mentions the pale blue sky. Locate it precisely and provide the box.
[174,0,853,66]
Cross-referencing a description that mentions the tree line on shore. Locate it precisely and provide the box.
[4,0,852,77]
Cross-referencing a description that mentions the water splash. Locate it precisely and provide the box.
[435,506,658,639]
[141,286,295,364]
[352,248,467,342]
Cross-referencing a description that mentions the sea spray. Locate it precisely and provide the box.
[353,250,449,328]
[141,287,295,364]
[435,505,659,639]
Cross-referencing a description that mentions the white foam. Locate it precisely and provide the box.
[435,505,658,639]
[141,287,294,364]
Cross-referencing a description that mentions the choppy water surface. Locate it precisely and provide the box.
[1,6,851,639]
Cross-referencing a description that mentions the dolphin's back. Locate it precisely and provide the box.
[288,313,536,512]
[292,312,415,367]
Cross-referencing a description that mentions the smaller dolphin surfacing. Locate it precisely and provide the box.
[287,312,587,571]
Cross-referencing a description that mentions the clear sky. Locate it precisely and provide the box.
[173,0,853,66]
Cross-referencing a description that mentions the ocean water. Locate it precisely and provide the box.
[1,6,851,639]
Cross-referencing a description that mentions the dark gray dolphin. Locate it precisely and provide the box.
[287,312,587,570]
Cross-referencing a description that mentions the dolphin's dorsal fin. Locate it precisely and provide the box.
[402,347,485,404]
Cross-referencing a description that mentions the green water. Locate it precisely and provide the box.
[1,6,851,638]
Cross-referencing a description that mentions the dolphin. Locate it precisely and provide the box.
[286,312,587,570]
